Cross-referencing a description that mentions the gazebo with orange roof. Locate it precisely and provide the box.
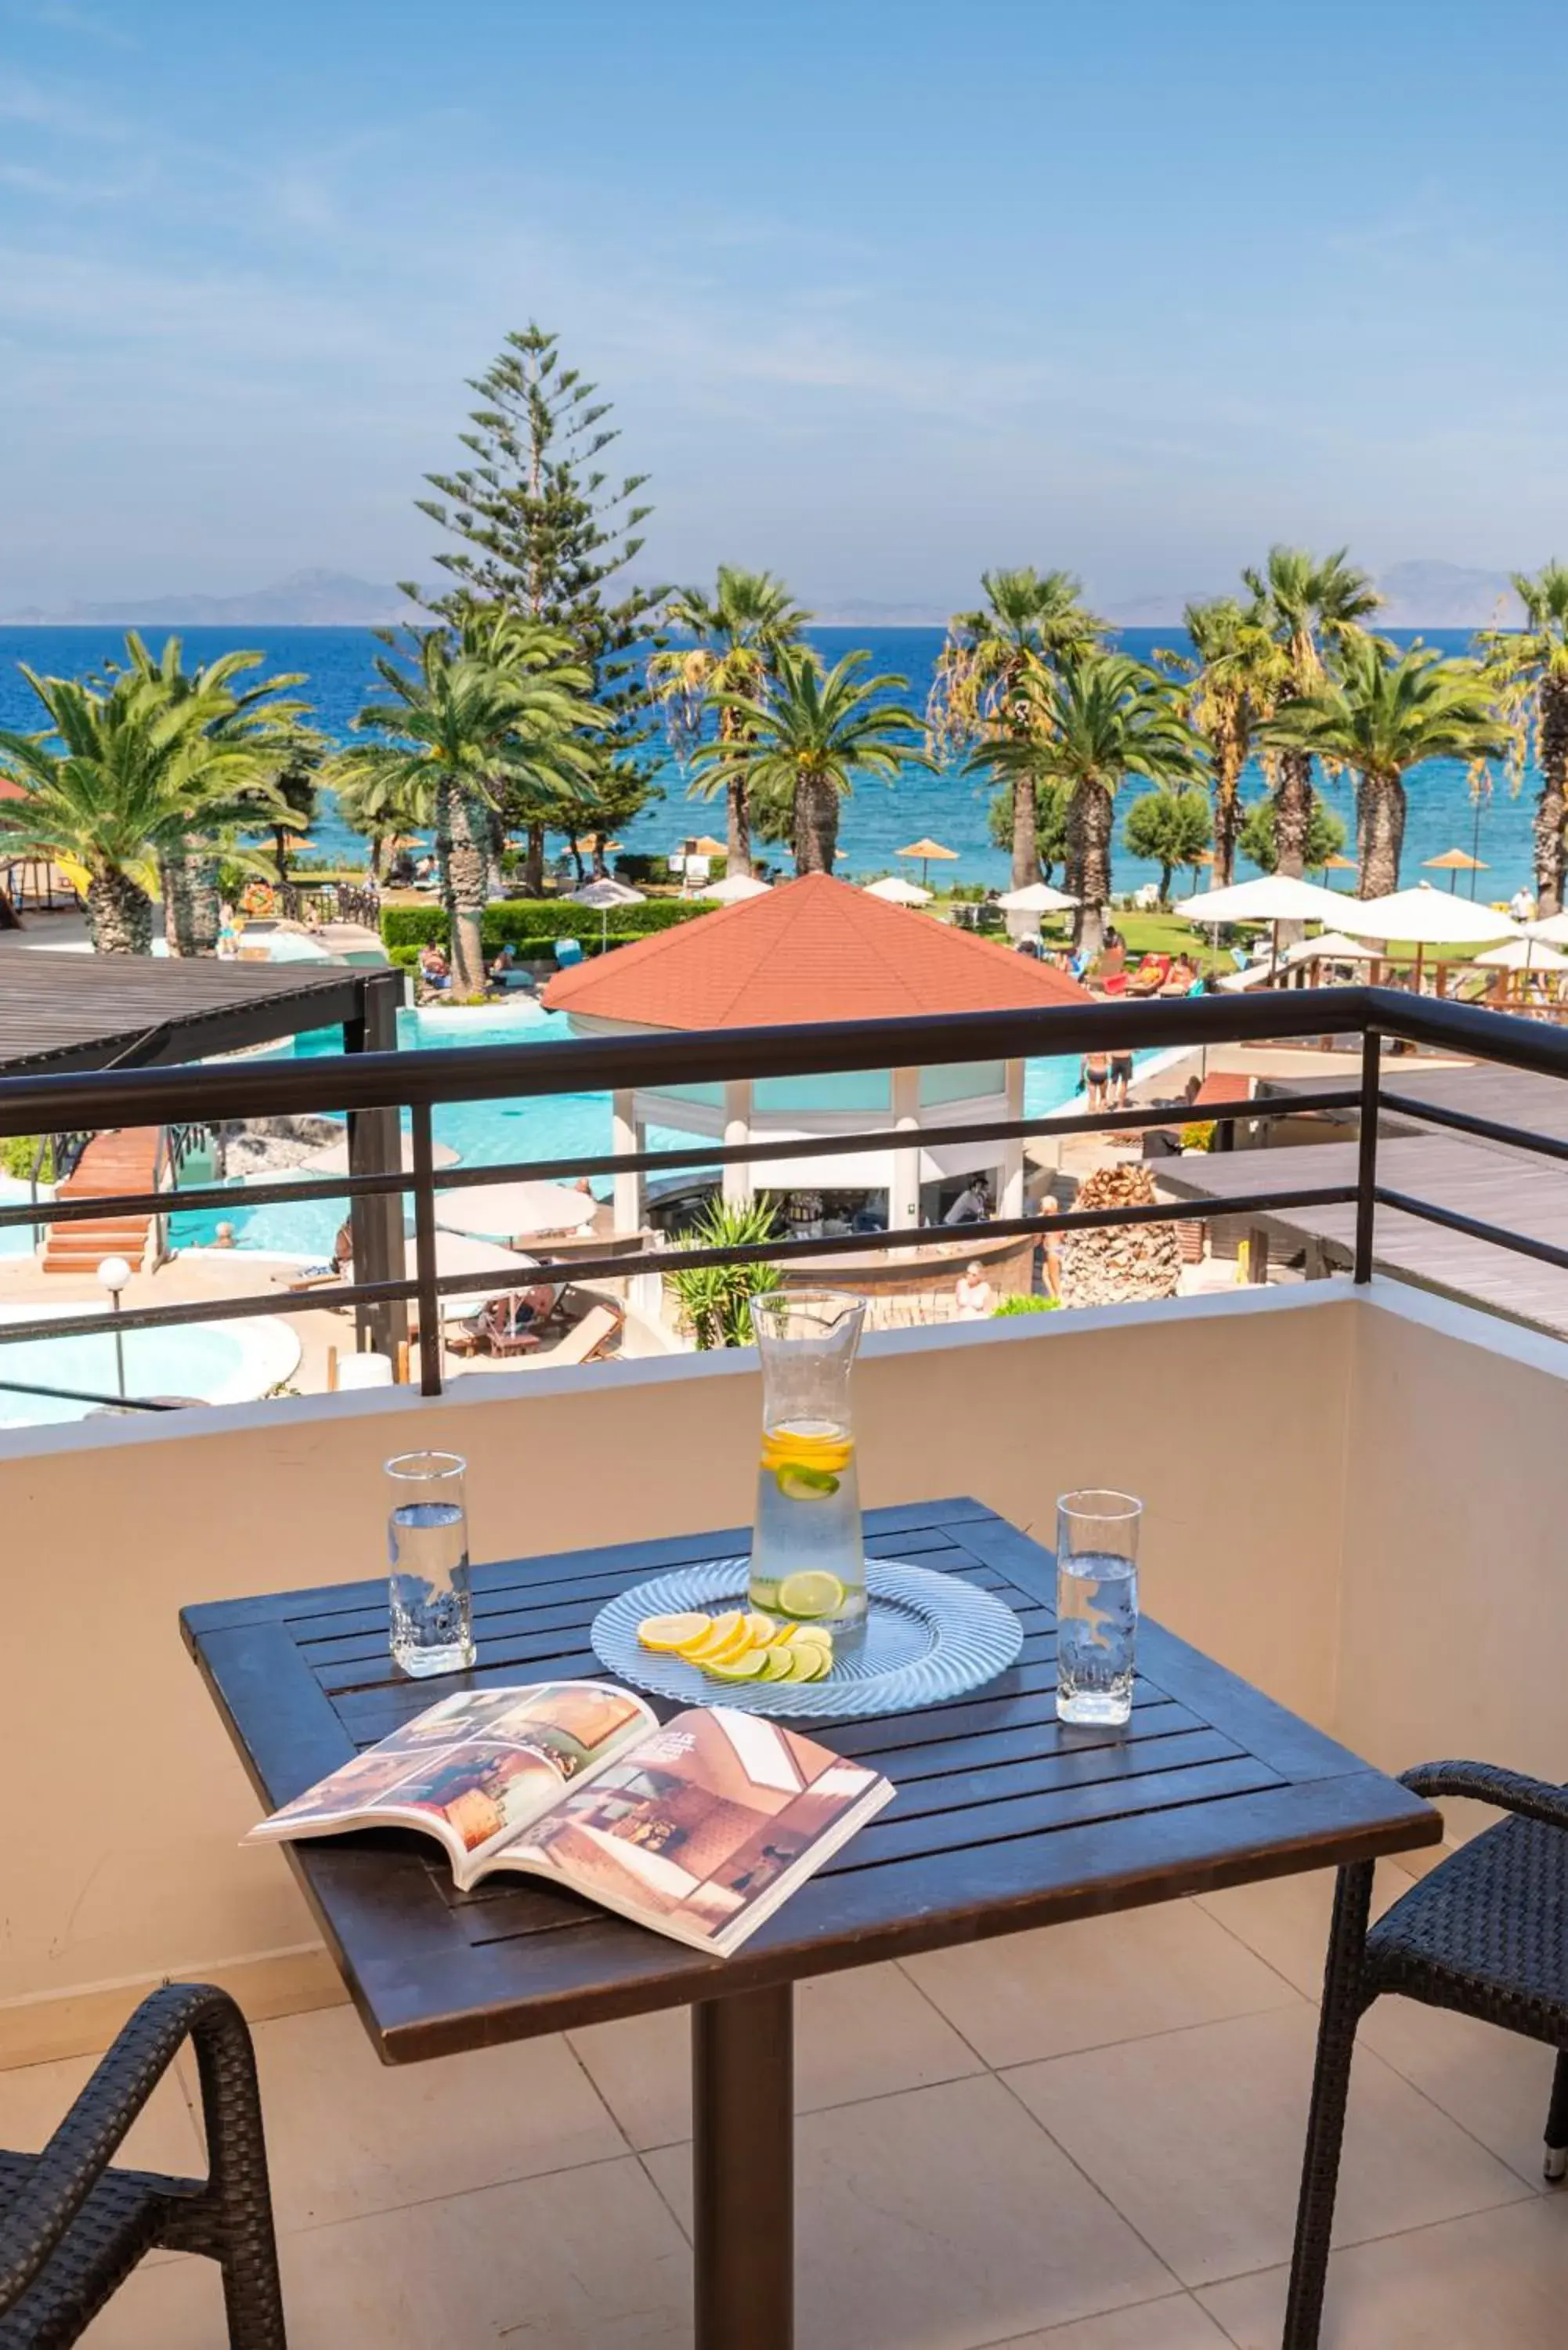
[544,873,1090,1237]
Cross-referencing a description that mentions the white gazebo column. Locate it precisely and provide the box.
[721,1079,754,1205]
[891,1065,922,1229]
[612,1089,643,1234]
[999,1058,1027,1220]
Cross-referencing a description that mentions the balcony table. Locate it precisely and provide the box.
[182,1496,1440,2350]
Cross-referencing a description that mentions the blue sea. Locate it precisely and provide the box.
[0,623,1534,898]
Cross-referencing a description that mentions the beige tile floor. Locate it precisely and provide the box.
[2,1853,1563,2348]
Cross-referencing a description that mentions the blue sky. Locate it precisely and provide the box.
[2,0,1566,609]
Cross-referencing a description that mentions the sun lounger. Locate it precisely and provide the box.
[1127,954,1171,996]
[518,1300,621,1370]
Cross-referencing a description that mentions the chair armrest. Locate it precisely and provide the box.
[0,1982,237,2317]
[1399,1759,1568,1831]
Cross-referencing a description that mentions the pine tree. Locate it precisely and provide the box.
[414,325,665,889]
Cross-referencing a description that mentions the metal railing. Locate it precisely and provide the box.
[0,984,1565,1401]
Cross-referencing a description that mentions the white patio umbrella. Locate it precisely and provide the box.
[413,1233,539,1323]
[697,873,771,903]
[1337,882,1517,989]
[1277,930,1382,971]
[1172,873,1353,981]
[435,1178,597,1242]
[1525,912,1568,948]
[1476,938,1568,971]
[996,880,1079,913]
[297,1133,459,1177]
[863,875,932,906]
[571,877,646,948]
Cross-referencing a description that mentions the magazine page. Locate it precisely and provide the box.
[246,1682,658,1876]
[480,1706,894,1954]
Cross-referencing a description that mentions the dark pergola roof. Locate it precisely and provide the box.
[1258,1061,1568,1161]
[0,949,385,1076]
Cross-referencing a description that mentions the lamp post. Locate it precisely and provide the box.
[97,1255,132,1399]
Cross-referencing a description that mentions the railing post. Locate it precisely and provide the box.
[410,1101,443,1396]
[344,973,408,1361]
[1353,1027,1381,1285]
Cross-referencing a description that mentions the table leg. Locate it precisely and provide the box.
[692,1983,793,2350]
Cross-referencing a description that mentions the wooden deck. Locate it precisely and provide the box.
[1157,1133,1568,1337]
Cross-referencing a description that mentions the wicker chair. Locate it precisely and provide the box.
[0,1983,286,2348]
[1284,1760,1568,2348]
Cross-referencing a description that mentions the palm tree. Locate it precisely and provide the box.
[338,618,598,992]
[1478,562,1568,915]
[1160,597,1284,888]
[699,648,927,875]
[648,567,809,874]
[1241,548,1382,880]
[927,568,1105,888]
[1261,640,1508,899]
[99,634,311,952]
[0,663,294,953]
[973,654,1202,954]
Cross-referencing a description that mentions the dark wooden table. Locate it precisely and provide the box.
[182,1498,1440,2350]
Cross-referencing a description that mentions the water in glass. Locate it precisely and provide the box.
[387,1452,475,1677]
[1055,1488,1142,1726]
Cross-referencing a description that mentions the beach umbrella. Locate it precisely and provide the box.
[692,835,728,859]
[1277,931,1382,971]
[296,1133,459,1177]
[1423,848,1490,895]
[897,837,959,889]
[435,1178,597,1242]
[571,876,646,949]
[1317,854,1359,888]
[698,873,771,903]
[863,875,932,906]
[1172,873,1353,983]
[1337,881,1517,991]
[1476,937,1568,971]
[996,880,1079,913]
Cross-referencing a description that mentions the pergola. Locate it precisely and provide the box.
[0,950,406,1350]
[543,874,1091,1235]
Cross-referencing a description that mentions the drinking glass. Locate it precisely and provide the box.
[387,1451,475,1677]
[1055,1489,1142,1726]
[748,1289,867,1636]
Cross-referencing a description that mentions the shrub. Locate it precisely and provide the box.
[380,899,708,954]
[386,944,423,973]
[992,1292,1060,1314]
[663,1198,784,1349]
[0,1135,52,1182]
[1179,1120,1216,1152]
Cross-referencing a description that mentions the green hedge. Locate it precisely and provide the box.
[381,900,709,954]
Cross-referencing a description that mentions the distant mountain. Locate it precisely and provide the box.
[805,597,951,626]
[1371,560,1523,629]
[0,569,429,626]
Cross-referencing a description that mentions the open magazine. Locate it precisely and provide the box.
[247,1680,894,1956]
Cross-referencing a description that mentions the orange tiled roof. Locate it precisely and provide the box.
[543,873,1092,1030]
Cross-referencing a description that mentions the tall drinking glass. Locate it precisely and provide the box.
[1055,1489,1142,1726]
[748,1289,867,1636]
[387,1451,475,1678]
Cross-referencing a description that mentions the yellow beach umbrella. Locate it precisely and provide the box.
[1422,847,1490,895]
[897,837,959,888]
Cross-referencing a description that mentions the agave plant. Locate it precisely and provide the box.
[664,1197,784,1350]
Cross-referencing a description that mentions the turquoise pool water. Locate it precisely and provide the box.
[0,1316,291,1427]
[172,1006,1155,1259]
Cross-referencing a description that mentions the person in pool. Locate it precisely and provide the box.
[955,1261,995,1319]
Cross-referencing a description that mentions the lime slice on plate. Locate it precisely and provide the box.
[759,1648,796,1681]
[777,1571,845,1620]
[705,1650,768,1682]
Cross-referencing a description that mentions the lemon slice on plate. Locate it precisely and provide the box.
[742,1612,779,1646]
[638,1612,712,1654]
[777,1571,845,1621]
[681,1610,746,1660]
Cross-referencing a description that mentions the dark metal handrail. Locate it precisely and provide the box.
[0,983,1564,1398]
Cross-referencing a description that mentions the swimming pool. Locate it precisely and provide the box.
[0,1307,302,1427]
[170,1004,1166,1259]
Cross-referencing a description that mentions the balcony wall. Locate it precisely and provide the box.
[1,1278,1561,2068]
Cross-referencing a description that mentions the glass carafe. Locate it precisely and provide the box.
[749,1289,867,1635]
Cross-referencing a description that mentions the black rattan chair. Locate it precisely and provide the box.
[1283,1760,1568,2348]
[0,1982,286,2348]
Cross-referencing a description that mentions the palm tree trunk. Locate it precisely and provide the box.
[87,866,154,955]
[793,775,838,875]
[446,786,490,995]
[1071,782,1114,957]
[1213,757,1241,890]
[726,774,751,877]
[161,851,215,956]
[567,834,587,884]
[1010,770,1039,890]
[1273,749,1313,880]
[273,826,291,886]
[1361,775,1406,901]
[1534,677,1568,916]
[591,834,609,879]
[523,822,546,897]
[434,776,459,972]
